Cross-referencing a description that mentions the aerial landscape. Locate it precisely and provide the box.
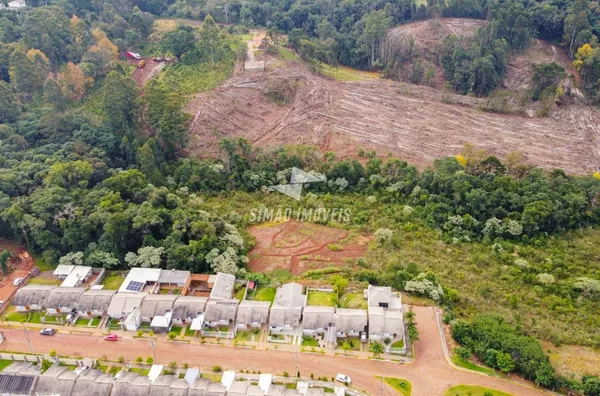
[0,0,599,395]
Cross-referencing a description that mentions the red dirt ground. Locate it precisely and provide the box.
[248,220,370,275]
[0,241,35,305]
[131,59,168,87]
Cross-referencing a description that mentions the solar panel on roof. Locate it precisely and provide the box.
[125,281,144,292]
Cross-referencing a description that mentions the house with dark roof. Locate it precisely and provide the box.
[171,296,207,325]
[269,283,306,332]
[236,300,270,329]
[12,285,55,312]
[76,289,115,318]
[45,287,85,315]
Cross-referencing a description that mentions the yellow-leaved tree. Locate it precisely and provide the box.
[59,62,93,100]
[572,43,593,71]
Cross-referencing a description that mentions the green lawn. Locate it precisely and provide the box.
[380,377,412,396]
[75,318,89,326]
[339,293,367,309]
[27,277,61,285]
[302,336,319,347]
[318,63,380,82]
[451,355,500,377]
[251,287,276,303]
[235,287,246,301]
[306,291,335,306]
[235,331,252,342]
[444,385,513,396]
[102,272,125,290]
[90,317,101,327]
[129,367,150,376]
[171,326,183,336]
[185,326,197,337]
[391,339,404,348]
[6,310,28,322]
[0,360,13,371]
[337,338,361,351]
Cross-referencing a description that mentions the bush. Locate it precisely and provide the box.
[146,357,154,365]
[137,330,143,337]
[136,356,143,363]
[455,346,470,360]
[168,331,177,340]
[213,365,222,372]
[169,361,177,369]
[49,350,56,357]
[118,356,125,363]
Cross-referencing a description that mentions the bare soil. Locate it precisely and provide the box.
[131,59,168,87]
[186,51,600,174]
[0,242,35,304]
[248,220,369,275]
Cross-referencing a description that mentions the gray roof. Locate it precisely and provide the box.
[368,306,385,336]
[34,366,77,396]
[204,299,238,323]
[207,381,227,396]
[158,270,191,284]
[335,308,368,333]
[384,309,403,335]
[71,370,113,396]
[302,306,335,330]
[76,289,116,312]
[45,287,85,310]
[273,283,305,309]
[307,388,325,396]
[246,385,264,396]
[266,384,287,396]
[112,372,151,396]
[209,273,236,300]
[0,374,36,395]
[107,293,145,317]
[236,300,270,325]
[140,294,178,319]
[12,285,56,307]
[188,378,212,396]
[367,286,391,307]
[228,381,250,396]
[172,296,207,320]
[269,306,302,328]
[149,375,189,396]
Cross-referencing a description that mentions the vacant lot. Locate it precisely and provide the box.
[186,45,600,174]
[248,220,369,275]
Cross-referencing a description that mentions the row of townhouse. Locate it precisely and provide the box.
[12,270,404,342]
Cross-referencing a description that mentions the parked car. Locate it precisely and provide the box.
[360,332,367,343]
[104,334,118,341]
[40,328,55,336]
[336,373,351,385]
[13,278,23,286]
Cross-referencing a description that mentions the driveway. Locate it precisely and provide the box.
[0,306,552,396]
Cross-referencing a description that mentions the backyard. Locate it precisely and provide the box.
[248,287,276,303]
[101,272,125,290]
[306,291,335,306]
[339,293,367,309]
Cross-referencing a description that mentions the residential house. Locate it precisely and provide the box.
[335,308,368,338]
[269,283,306,332]
[187,378,211,396]
[112,372,151,396]
[228,381,250,396]
[107,293,145,319]
[75,289,115,318]
[60,266,93,288]
[72,369,113,396]
[157,269,191,289]
[203,299,238,328]
[236,300,270,329]
[52,265,75,280]
[118,268,162,293]
[367,285,403,341]
[139,294,177,333]
[12,285,55,312]
[149,375,189,396]
[209,273,236,300]
[44,287,85,315]
[171,296,207,325]
[302,306,335,335]
[33,366,78,396]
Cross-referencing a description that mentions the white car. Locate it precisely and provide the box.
[336,373,351,385]
[360,332,367,343]
[13,278,23,286]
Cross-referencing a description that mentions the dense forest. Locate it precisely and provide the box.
[0,0,600,393]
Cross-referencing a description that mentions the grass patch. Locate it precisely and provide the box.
[235,287,246,301]
[161,58,235,96]
[59,364,77,370]
[323,388,334,393]
[185,326,197,337]
[279,47,300,61]
[109,366,121,375]
[90,317,101,327]
[171,326,183,336]
[337,338,361,351]
[339,293,367,309]
[102,272,125,290]
[306,291,335,306]
[129,367,150,376]
[250,287,276,303]
[444,385,513,396]
[27,277,61,285]
[318,64,380,82]
[74,318,89,326]
[235,331,252,342]
[0,360,13,371]
[202,372,222,382]
[302,336,319,347]
[451,355,499,377]
[379,377,412,396]
[391,339,404,349]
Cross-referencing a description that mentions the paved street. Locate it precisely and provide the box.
[0,306,553,396]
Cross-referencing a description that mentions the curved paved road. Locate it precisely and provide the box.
[0,306,552,396]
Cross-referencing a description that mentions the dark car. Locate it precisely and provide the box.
[40,328,55,336]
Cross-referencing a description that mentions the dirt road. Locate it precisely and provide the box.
[0,307,552,396]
